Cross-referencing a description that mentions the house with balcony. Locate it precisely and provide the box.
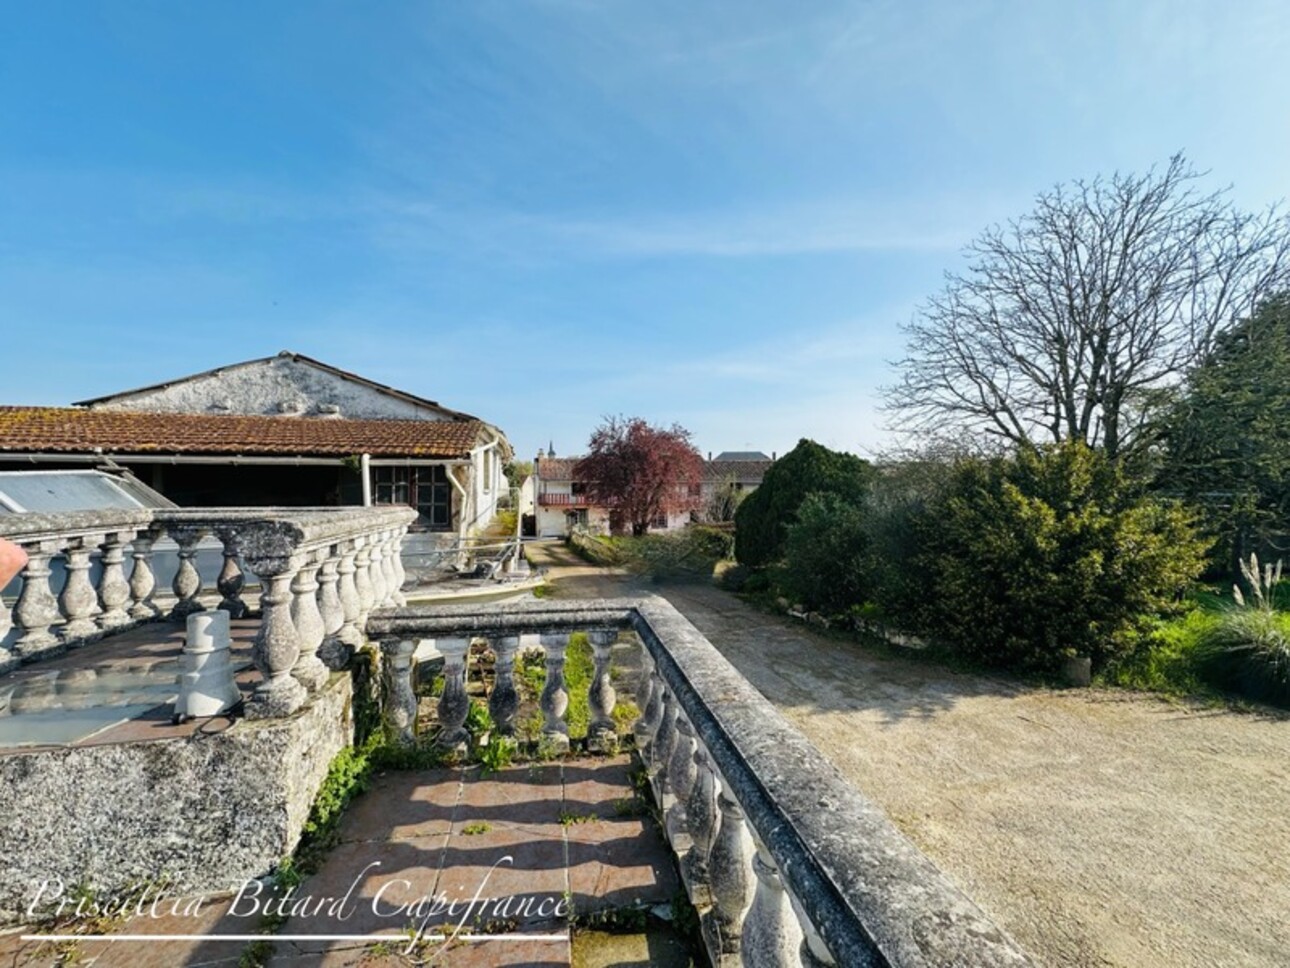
[532,449,775,537]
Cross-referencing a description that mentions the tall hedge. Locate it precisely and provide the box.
[734,439,875,567]
[917,441,1209,670]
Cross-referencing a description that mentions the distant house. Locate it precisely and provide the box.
[0,351,511,545]
[531,448,774,538]
[701,451,774,503]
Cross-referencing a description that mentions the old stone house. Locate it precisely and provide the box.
[0,351,511,545]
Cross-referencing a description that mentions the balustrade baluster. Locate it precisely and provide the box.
[380,638,418,746]
[742,839,805,968]
[539,631,570,752]
[335,539,364,650]
[707,788,755,956]
[59,536,102,644]
[651,688,680,785]
[353,537,375,627]
[0,560,18,671]
[316,547,347,669]
[635,650,656,720]
[215,533,247,619]
[367,537,387,609]
[169,527,207,620]
[636,668,664,753]
[379,532,399,606]
[666,715,699,844]
[128,530,161,621]
[389,531,408,606]
[244,556,307,719]
[436,636,470,750]
[685,743,720,892]
[290,548,329,691]
[789,893,836,967]
[488,635,520,734]
[587,629,617,752]
[96,531,133,631]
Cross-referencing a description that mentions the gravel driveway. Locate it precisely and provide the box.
[527,541,1290,967]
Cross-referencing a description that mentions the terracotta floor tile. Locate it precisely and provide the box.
[277,836,452,954]
[560,755,639,820]
[338,769,462,843]
[432,825,570,929]
[453,763,565,827]
[566,818,680,914]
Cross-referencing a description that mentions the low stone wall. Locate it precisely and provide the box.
[0,675,353,924]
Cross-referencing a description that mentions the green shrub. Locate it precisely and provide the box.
[1195,554,1290,706]
[1103,607,1218,695]
[734,439,875,567]
[776,492,872,615]
[917,441,1209,671]
[1197,609,1290,706]
[614,526,733,579]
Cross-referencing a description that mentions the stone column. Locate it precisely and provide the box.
[244,555,307,719]
[15,541,62,660]
[707,789,755,956]
[96,531,133,631]
[128,530,161,621]
[435,636,470,751]
[59,535,103,644]
[685,743,720,890]
[741,839,805,968]
[488,635,520,734]
[587,629,618,752]
[353,537,375,627]
[215,533,247,619]
[316,548,348,670]
[169,527,208,621]
[289,549,329,692]
[380,638,418,746]
[539,631,570,753]
[666,715,699,844]
[335,539,364,650]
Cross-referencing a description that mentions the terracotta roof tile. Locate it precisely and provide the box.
[0,407,484,459]
[535,457,582,481]
[703,459,773,482]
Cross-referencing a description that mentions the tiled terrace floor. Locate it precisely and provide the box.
[0,618,257,752]
[1,755,683,968]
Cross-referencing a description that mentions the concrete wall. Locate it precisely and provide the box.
[91,355,454,421]
[0,676,354,923]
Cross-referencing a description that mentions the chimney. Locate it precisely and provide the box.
[707,451,712,461]
[772,451,777,461]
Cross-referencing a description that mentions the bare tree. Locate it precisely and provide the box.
[886,155,1290,458]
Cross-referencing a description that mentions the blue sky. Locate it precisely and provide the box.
[2,1,1287,461]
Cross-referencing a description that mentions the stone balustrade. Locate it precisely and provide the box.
[0,506,415,719]
[366,597,1033,968]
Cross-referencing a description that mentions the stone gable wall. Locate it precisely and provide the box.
[91,357,450,421]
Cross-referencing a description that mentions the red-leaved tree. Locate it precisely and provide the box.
[575,417,704,536]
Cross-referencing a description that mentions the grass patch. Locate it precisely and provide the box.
[460,822,492,836]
